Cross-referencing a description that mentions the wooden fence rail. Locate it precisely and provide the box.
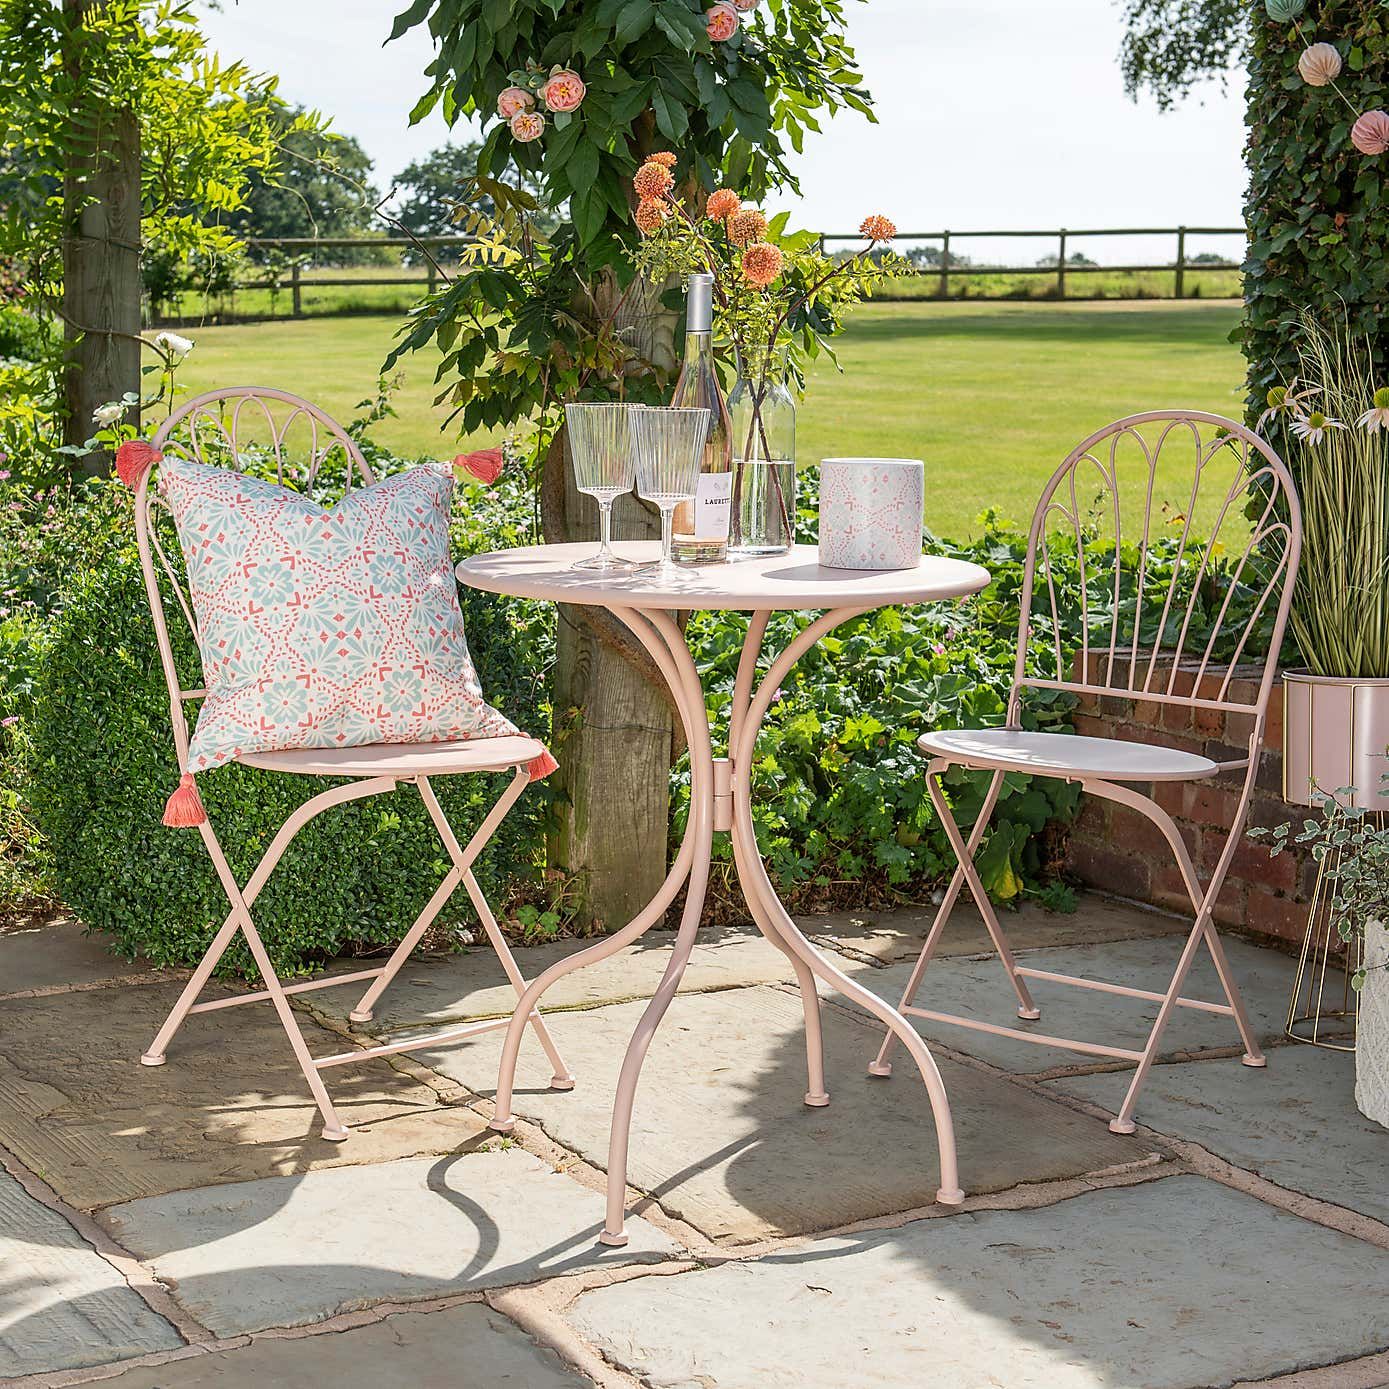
[160,226,1246,322]
[820,225,1244,299]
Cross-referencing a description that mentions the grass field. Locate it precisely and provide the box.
[177,297,1246,538]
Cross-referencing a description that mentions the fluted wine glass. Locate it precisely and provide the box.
[630,406,711,580]
[566,402,639,573]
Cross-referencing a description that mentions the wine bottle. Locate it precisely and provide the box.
[670,272,733,564]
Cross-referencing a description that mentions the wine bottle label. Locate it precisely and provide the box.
[693,472,732,540]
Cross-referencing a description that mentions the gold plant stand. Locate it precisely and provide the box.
[1286,833,1367,1051]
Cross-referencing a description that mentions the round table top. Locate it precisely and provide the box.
[456,543,991,612]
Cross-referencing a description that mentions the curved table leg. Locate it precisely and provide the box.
[597,608,715,1245]
[490,608,703,1134]
[730,607,966,1206]
[729,611,829,1106]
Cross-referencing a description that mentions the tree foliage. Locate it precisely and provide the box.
[386,0,874,451]
[1118,0,1248,110]
[223,109,379,251]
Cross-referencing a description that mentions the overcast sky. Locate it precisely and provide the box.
[199,0,1247,266]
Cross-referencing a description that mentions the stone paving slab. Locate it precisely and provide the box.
[808,895,1185,965]
[0,919,167,997]
[88,1304,590,1387]
[0,982,488,1212]
[567,1175,1389,1389]
[1050,1045,1389,1225]
[309,899,1183,1040]
[416,985,1144,1244]
[0,1168,182,1379]
[100,1149,676,1338]
[313,921,801,1036]
[842,935,1300,1074]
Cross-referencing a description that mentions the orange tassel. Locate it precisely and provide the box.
[115,440,163,489]
[526,749,559,781]
[162,773,207,827]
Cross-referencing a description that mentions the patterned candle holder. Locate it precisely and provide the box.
[818,458,924,570]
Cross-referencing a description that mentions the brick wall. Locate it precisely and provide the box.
[1061,653,1313,947]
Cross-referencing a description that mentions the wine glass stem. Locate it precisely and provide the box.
[598,500,614,558]
[661,505,675,567]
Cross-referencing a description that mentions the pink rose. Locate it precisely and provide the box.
[706,3,739,40]
[509,110,547,143]
[540,68,586,113]
[732,0,758,10]
[497,86,534,120]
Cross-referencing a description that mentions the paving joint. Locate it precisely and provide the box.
[0,1139,210,1350]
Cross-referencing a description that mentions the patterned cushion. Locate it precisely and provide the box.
[158,457,520,773]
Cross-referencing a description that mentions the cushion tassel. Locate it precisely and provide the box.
[162,773,207,827]
[115,440,163,490]
[526,749,559,781]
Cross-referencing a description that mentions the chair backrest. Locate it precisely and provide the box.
[135,387,373,769]
[1009,409,1302,738]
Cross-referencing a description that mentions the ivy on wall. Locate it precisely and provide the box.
[1244,1,1389,403]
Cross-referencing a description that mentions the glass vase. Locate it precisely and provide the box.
[728,348,796,558]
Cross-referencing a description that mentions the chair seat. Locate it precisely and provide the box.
[917,728,1218,783]
[237,734,546,779]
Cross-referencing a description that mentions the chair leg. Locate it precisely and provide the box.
[139,780,393,1140]
[1107,899,1216,1135]
[876,766,1041,1074]
[160,819,350,1139]
[415,775,573,1089]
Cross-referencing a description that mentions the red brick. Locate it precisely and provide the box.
[1074,797,1108,837]
[1245,887,1310,947]
[1222,833,1296,893]
[1185,783,1238,828]
[1153,781,1186,816]
[1194,704,1226,736]
[1070,713,1110,740]
[1162,703,1195,734]
[1067,841,1151,899]
[1134,699,1161,725]
[1151,865,1195,915]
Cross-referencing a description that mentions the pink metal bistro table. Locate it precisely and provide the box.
[456,541,991,1245]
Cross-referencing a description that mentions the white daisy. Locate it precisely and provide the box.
[1290,410,1347,446]
[1256,377,1320,433]
[1359,387,1389,434]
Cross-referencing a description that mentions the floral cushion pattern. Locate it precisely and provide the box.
[159,457,520,772]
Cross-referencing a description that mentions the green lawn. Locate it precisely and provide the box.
[176,298,1245,538]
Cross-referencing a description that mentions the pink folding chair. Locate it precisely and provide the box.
[133,387,571,1141]
[870,409,1301,1133]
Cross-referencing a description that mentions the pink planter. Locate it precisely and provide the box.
[818,457,924,570]
[1283,671,1389,808]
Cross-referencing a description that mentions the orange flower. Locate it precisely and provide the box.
[635,198,670,235]
[859,214,896,242]
[454,448,504,485]
[727,208,768,247]
[706,187,741,221]
[649,151,678,169]
[741,241,783,287]
[633,161,674,199]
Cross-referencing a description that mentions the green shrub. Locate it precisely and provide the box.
[0,306,54,363]
[17,470,555,975]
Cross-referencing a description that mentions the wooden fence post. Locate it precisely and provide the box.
[1057,229,1067,298]
[1174,225,1187,300]
[940,231,950,299]
[291,261,302,318]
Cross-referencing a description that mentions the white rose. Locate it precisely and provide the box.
[92,401,124,426]
[154,331,194,360]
